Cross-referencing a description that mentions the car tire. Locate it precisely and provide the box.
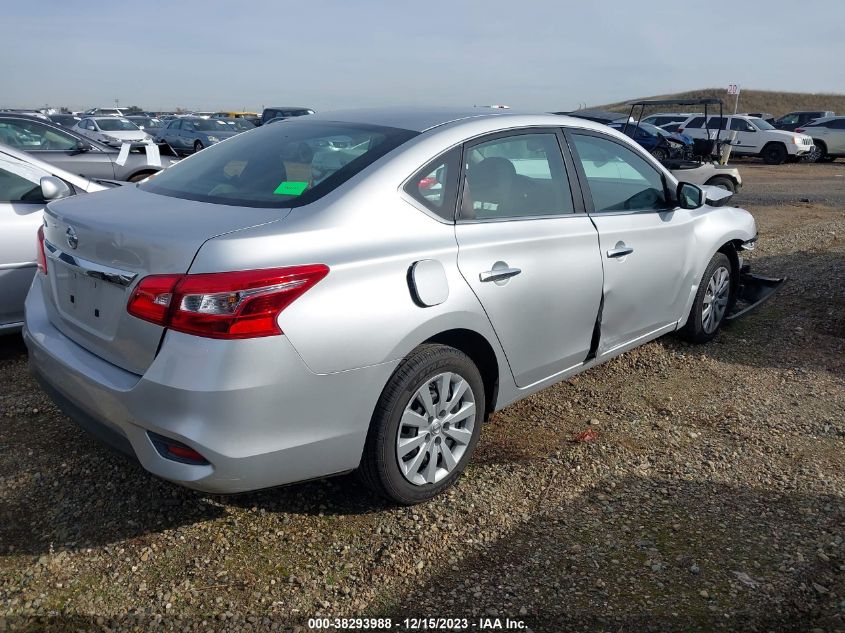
[360,344,485,505]
[680,252,733,344]
[761,143,787,165]
[193,140,204,153]
[651,148,669,162]
[811,140,827,163]
[705,176,736,193]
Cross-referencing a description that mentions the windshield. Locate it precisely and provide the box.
[96,118,141,131]
[189,118,234,131]
[130,117,161,128]
[220,118,255,131]
[750,118,775,130]
[141,120,418,207]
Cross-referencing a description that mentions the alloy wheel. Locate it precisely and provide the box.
[702,266,730,334]
[396,372,476,486]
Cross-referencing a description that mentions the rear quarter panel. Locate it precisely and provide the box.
[188,150,508,378]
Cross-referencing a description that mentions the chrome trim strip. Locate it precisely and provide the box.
[43,239,138,287]
[0,261,37,270]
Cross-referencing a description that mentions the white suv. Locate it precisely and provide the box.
[678,114,814,164]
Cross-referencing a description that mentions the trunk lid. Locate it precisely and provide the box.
[41,185,289,374]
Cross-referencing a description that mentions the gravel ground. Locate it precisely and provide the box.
[0,162,843,632]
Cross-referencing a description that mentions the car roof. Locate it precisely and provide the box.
[308,106,538,132]
[264,106,313,111]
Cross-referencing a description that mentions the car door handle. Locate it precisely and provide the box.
[479,267,522,283]
[607,245,634,258]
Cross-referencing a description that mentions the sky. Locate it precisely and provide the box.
[2,0,843,113]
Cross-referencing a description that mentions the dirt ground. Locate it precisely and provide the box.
[0,162,843,632]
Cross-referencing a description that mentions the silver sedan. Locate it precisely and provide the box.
[25,108,767,504]
[0,144,109,333]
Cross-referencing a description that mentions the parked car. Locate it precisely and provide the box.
[609,121,692,161]
[796,116,845,162]
[48,114,82,128]
[73,117,152,148]
[24,107,780,504]
[126,116,165,135]
[641,113,701,128]
[260,106,315,125]
[154,117,243,154]
[0,144,114,333]
[677,114,814,164]
[773,110,834,131]
[0,113,179,182]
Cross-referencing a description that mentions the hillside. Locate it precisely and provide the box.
[593,88,845,118]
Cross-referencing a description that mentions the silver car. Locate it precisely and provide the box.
[25,108,767,504]
[72,116,152,147]
[0,144,109,333]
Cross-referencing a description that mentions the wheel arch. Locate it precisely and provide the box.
[717,240,742,308]
[421,328,500,418]
[126,168,158,183]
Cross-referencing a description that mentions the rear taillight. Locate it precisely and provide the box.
[36,225,48,274]
[795,127,805,133]
[127,265,328,339]
[677,128,684,133]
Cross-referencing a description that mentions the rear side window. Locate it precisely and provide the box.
[684,117,706,128]
[403,146,461,221]
[142,120,418,208]
[459,132,574,221]
[730,118,754,132]
[706,117,727,130]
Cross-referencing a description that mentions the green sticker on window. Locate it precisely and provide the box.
[273,181,309,196]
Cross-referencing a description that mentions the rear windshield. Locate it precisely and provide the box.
[141,120,418,207]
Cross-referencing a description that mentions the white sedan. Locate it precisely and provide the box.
[0,143,112,332]
[72,117,152,148]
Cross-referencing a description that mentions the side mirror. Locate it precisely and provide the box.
[40,176,72,201]
[677,182,704,210]
[73,139,92,153]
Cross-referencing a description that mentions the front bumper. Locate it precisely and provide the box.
[726,265,786,321]
[24,278,396,493]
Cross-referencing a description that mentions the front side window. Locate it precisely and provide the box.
[459,133,574,221]
[0,156,49,202]
[142,120,418,208]
[403,146,461,221]
[0,119,77,151]
[570,133,668,213]
[778,114,799,125]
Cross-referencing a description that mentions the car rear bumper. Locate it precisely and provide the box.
[24,277,395,493]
